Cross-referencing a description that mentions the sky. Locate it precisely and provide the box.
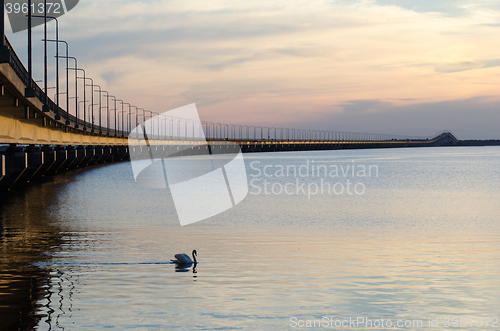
[6,0,500,139]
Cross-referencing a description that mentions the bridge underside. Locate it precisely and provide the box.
[0,134,457,190]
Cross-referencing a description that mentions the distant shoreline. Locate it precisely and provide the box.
[457,140,500,146]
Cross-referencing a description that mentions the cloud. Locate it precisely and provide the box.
[207,56,256,71]
[339,99,393,112]
[101,70,125,86]
[434,58,500,73]
[435,61,482,73]
[374,0,467,16]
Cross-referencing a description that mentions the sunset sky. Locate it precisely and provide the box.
[6,0,500,139]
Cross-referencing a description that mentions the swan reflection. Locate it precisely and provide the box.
[174,262,193,272]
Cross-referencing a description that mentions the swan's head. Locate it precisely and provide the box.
[192,250,197,257]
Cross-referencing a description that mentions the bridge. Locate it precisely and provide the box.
[0,18,458,189]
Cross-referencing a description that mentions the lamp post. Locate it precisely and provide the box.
[136,107,142,136]
[123,102,131,133]
[119,107,132,136]
[269,127,276,140]
[118,110,127,132]
[149,112,155,138]
[139,108,151,136]
[215,123,221,139]
[142,109,151,136]
[76,69,87,130]
[242,125,249,140]
[138,108,145,125]
[116,99,124,136]
[78,100,88,122]
[24,0,34,95]
[206,122,213,139]
[35,15,59,119]
[101,90,110,135]
[94,85,102,134]
[84,77,94,132]
[88,103,98,129]
[68,67,87,130]
[49,39,69,124]
[31,3,50,112]
[134,106,139,128]
[152,112,159,139]
[109,95,117,136]
[43,0,48,112]
[61,56,79,128]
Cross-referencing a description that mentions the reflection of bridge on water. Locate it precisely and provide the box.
[0,25,458,190]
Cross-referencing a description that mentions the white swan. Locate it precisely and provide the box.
[171,250,197,264]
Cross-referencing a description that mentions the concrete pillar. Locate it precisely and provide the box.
[110,146,119,162]
[25,145,44,182]
[74,146,87,168]
[114,145,129,161]
[132,146,148,160]
[0,154,5,182]
[64,146,77,169]
[137,145,151,160]
[148,145,161,159]
[195,145,210,156]
[53,146,68,173]
[4,144,27,183]
[85,146,98,165]
[40,145,56,176]
[166,145,173,158]
[97,146,110,164]
[149,146,158,158]
[103,146,113,162]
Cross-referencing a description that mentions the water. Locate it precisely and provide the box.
[2,147,500,330]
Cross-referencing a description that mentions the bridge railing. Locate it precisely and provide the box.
[131,113,429,143]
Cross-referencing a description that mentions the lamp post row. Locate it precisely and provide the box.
[0,4,425,142]
[15,8,138,136]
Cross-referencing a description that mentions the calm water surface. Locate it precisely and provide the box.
[3,147,500,330]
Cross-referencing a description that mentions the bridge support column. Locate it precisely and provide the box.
[156,146,167,159]
[137,145,151,160]
[104,146,111,163]
[129,146,138,161]
[94,146,104,164]
[40,146,56,177]
[110,146,118,162]
[85,146,98,165]
[0,154,5,182]
[104,146,114,162]
[4,144,27,189]
[112,146,128,161]
[25,145,43,183]
[97,146,109,164]
[53,146,69,173]
[74,146,86,168]
[64,146,77,170]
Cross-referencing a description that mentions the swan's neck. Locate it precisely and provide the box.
[192,254,197,263]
